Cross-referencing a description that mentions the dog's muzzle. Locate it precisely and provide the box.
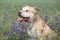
[17,11,30,22]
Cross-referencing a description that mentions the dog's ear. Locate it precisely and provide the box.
[34,6,40,11]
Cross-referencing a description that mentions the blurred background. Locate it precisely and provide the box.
[0,0,60,40]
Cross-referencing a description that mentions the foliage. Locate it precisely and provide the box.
[0,0,60,40]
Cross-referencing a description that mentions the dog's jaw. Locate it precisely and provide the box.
[17,6,37,22]
[21,6,36,21]
[21,12,34,21]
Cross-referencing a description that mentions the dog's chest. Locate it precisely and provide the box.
[27,23,44,37]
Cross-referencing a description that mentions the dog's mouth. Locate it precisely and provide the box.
[17,15,30,22]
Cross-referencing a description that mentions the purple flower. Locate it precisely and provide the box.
[21,23,25,30]
[47,22,53,27]
[55,22,59,26]
[53,16,59,21]
[11,20,17,32]
[3,13,10,20]
[19,37,24,40]
[45,15,48,18]
[11,20,15,24]
[44,15,49,22]
[3,31,10,36]
[29,34,34,39]
[18,22,25,30]
[16,31,26,35]
[58,19,60,22]
[11,24,17,32]
[54,22,59,27]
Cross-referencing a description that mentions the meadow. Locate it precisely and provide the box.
[0,0,60,40]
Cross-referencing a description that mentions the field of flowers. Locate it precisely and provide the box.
[0,0,60,40]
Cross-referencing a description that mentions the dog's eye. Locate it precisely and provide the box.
[26,10,28,12]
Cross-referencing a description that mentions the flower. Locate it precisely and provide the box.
[54,22,59,27]
[3,31,10,36]
[11,20,15,24]
[11,24,17,32]
[29,34,34,39]
[44,15,49,22]
[47,22,53,27]
[21,23,25,30]
[16,31,26,35]
[53,16,59,21]
[58,18,60,22]
[11,20,17,32]
[3,13,10,20]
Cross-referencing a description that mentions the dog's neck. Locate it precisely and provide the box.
[29,14,44,29]
[32,14,43,24]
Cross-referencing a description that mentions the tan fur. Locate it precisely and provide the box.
[24,6,57,40]
[28,14,57,40]
[18,6,57,40]
[23,6,38,14]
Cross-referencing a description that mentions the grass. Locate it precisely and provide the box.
[0,0,60,40]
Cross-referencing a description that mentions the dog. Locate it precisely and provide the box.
[17,5,57,40]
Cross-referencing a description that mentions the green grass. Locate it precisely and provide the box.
[0,0,60,40]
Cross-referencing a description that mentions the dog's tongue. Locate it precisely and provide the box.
[17,17,24,22]
[17,17,30,22]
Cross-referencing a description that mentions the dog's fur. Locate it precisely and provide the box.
[17,5,57,40]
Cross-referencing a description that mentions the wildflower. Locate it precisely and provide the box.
[29,34,34,39]
[54,22,59,27]
[16,31,26,35]
[11,20,17,32]
[3,13,10,20]
[21,23,25,30]
[3,31,10,36]
[44,15,49,22]
[47,22,53,27]
[53,16,59,21]
[11,20,15,24]
[58,18,60,22]
[11,24,17,32]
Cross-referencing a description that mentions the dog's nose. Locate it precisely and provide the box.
[18,11,22,16]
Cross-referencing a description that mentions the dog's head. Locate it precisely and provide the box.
[17,5,40,22]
